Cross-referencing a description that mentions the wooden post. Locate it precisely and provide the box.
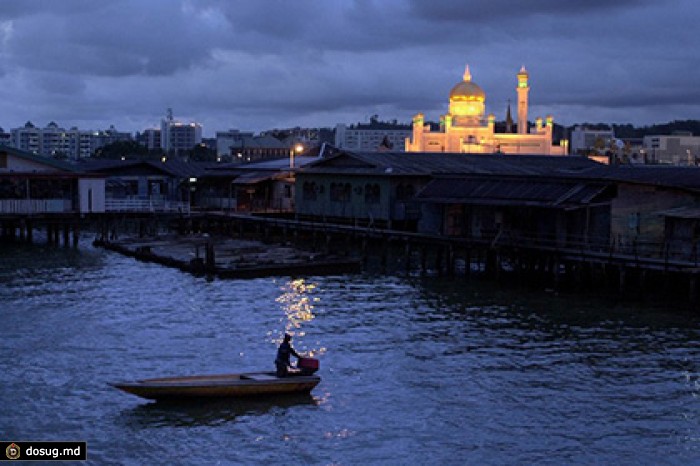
[73,223,80,247]
[447,244,455,277]
[205,239,215,271]
[404,241,412,274]
[464,249,471,277]
[619,266,626,295]
[553,259,562,290]
[63,224,70,247]
[380,238,388,271]
[689,274,697,308]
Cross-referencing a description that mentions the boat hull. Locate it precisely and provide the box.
[112,372,320,401]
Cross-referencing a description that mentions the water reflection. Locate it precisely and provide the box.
[122,394,318,428]
[271,279,326,357]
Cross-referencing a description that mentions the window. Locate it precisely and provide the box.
[365,183,380,204]
[303,181,317,201]
[331,182,352,202]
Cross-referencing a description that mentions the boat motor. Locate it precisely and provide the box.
[298,357,319,376]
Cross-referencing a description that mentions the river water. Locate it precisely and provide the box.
[1,241,699,465]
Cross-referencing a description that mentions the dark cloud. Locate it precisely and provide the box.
[407,0,660,22]
[0,0,698,134]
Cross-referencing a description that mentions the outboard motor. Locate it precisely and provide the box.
[298,357,319,376]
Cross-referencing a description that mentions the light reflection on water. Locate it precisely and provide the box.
[271,278,326,358]
[0,242,699,464]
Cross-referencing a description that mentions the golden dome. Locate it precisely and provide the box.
[449,65,485,102]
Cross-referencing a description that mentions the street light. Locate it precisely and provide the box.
[290,143,304,168]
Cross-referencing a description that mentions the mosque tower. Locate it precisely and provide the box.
[516,66,529,134]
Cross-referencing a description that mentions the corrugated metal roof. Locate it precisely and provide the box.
[0,146,79,172]
[568,165,700,192]
[210,156,320,171]
[417,177,611,207]
[232,171,289,185]
[301,150,601,177]
[658,206,700,219]
[79,159,206,178]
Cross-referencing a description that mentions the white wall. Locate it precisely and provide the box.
[78,178,106,213]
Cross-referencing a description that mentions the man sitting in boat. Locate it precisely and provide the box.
[275,333,302,377]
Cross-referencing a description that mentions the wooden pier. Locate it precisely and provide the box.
[175,213,700,307]
[3,210,700,307]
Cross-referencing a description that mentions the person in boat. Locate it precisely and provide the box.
[275,333,302,377]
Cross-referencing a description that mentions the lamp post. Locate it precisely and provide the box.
[290,143,304,168]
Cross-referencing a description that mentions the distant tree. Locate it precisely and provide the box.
[93,140,149,159]
[188,143,217,162]
[593,137,607,154]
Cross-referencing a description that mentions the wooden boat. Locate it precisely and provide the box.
[112,372,321,401]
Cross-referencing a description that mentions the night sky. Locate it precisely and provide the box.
[0,0,698,136]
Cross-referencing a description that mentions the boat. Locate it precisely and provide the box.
[112,371,321,401]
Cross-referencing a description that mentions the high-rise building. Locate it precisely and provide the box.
[11,121,41,154]
[160,108,202,153]
[0,127,10,146]
[10,121,132,159]
[137,128,162,151]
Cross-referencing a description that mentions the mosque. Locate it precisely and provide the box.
[405,66,568,155]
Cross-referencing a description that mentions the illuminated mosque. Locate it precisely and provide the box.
[405,65,568,155]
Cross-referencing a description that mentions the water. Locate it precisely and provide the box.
[1,241,699,465]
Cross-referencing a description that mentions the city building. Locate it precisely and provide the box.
[215,129,255,158]
[10,121,132,159]
[642,133,700,165]
[0,127,10,146]
[228,134,290,163]
[335,117,411,152]
[570,126,616,156]
[89,126,133,154]
[11,121,40,154]
[136,128,162,151]
[405,66,567,155]
[260,127,325,149]
[160,108,202,154]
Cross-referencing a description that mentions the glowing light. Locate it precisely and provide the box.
[294,143,304,154]
[273,279,322,355]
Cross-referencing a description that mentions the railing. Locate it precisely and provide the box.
[0,199,72,214]
[105,198,190,214]
[198,196,236,210]
[483,229,700,267]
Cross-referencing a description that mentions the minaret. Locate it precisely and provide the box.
[516,66,529,134]
[505,100,514,133]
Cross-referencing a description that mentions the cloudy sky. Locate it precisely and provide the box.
[0,0,698,136]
